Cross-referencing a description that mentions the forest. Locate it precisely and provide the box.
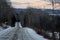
[0,0,60,40]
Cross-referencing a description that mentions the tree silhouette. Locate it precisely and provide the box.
[0,0,14,26]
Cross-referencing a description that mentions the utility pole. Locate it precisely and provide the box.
[52,0,54,14]
[51,0,56,40]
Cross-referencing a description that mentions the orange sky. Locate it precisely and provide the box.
[10,0,60,9]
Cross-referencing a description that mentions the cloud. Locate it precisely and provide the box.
[10,0,60,9]
[44,0,60,3]
[8,2,32,4]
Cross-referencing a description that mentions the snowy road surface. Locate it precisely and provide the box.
[0,22,47,40]
[0,27,18,40]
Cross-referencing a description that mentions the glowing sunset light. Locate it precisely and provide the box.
[10,0,60,9]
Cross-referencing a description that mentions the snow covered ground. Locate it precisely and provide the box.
[0,27,18,40]
[0,27,4,31]
[22,27,47,40]
[0,22,48,40]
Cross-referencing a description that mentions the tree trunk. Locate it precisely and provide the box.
[59,32,60,40]
[52,31,56,40]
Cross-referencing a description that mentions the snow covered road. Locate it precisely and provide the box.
[0,27,18,40]
[17,28,47,40]
[0,22,47,40]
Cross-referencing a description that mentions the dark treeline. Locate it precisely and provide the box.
[18,8,60,40]
[0,0,17,27]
